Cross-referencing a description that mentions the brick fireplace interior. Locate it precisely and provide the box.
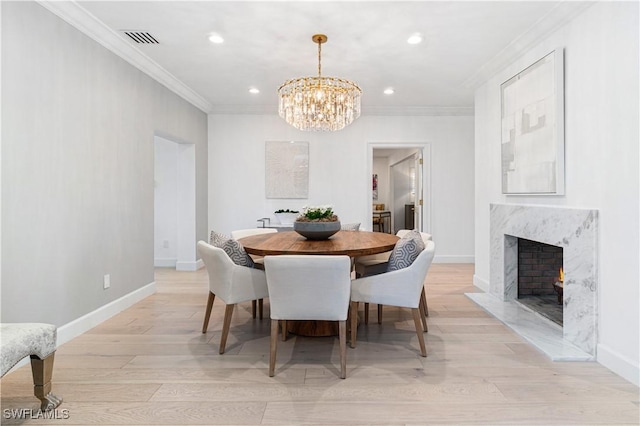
[517,238,564,326]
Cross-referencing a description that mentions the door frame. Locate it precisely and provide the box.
[154,134,199,271]
[367,142,431,234]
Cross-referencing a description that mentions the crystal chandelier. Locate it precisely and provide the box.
[278,34,362,132]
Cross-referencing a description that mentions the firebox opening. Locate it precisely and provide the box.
[517,238,563,326]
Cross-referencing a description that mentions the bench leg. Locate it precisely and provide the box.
[30,353,62,411]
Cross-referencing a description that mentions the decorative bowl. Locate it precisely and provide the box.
[293,221,341,240]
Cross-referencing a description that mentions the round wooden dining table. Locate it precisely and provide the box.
[239,230,398,257]
[238,230,399,337]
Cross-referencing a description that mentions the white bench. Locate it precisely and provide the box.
[0,323,62,411]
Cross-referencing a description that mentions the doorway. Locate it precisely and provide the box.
[391,154,417,233]
[368,143,431,234]
[153,135,198,270]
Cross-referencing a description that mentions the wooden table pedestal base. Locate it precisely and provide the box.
[287,320,339,337]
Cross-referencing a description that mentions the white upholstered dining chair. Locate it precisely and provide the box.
[340,222,361,231]
[350,240,435,357]
[197,241,270,354]
[355,230,432,327]
[264,255,352,379]
[230,228,277,318]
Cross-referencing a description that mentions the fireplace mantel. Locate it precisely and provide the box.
[482,203,598,356]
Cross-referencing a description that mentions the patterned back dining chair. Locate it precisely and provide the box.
[230,228,278,318]
[355,230,432,327]
[350,240,436,356]
[197,241,269,354]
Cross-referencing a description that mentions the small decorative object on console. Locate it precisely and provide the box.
[274,209,300,226]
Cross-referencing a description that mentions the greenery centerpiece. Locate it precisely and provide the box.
[293,205,341,240]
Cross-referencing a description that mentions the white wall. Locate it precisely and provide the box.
[208,114,475,262]
[1,2,208,327]
[474,2,639,384]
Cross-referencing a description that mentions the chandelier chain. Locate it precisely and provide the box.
[317,39,322,78]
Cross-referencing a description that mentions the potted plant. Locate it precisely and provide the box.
[293,205,341,240]
[274,209,299,226]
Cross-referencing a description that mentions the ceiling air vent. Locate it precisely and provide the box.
[122,31,159,44]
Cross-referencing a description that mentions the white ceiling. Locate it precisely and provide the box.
[71,1,589,115]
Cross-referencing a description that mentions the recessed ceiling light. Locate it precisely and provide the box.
[208,33,224,44]
[248,87,260,94]
[384,88,395,95]
[407,33,423,45]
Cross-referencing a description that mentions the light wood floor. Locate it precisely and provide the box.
[2,264,638,425]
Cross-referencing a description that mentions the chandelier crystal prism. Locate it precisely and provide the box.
[278,34,362,132]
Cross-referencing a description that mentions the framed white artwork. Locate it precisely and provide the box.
[501,48,565,195]
[265,141,309,199]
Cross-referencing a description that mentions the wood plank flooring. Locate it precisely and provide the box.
[1,264,638,425]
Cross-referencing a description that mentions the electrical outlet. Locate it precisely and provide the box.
[163,240,169,248]
[103,274,111,289]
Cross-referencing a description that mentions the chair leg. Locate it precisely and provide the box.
[30,354,62,411]
[419,289,428,332]
[219,304,235,354]
[350,301,358,348]
[202,292,216,333]
[412,308,427,357]
[252,300,257,319]
[364,302,369,324]
[258,299,264,320]
[280,320,287,341]
[422,288,429,317]
[269,319,278,377]
[339,320,347,379]
[377,304,383,324]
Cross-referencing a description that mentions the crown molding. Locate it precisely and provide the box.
[36,1,213,113]
[462,1,594,89]
[209,104,279,115]
[209,104,474,117]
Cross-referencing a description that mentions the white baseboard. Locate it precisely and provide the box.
[5,281,157,375]
[473,274,490,292]
[154,257,177,268]
[433,255,474,263]
[597,343,640,386]
[176,259,204,271]
[57,281,156,346]
[155,258,204,271]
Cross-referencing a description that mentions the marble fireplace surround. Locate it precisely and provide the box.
[476,203,598,358]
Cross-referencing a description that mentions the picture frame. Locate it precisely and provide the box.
[265,141,309,199]
[501,48,565,195]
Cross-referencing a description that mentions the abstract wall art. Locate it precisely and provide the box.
[265,141,309,199]
[501,48,565,195]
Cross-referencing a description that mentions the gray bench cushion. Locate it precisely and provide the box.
[1,323,57,376]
